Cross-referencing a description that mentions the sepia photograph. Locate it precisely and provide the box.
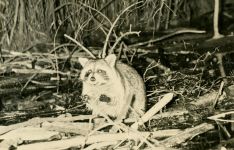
[0,0,234,149]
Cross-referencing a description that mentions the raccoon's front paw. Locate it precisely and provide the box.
[99,94,111,103]
[81,95,92,110]
[80,94,89,102]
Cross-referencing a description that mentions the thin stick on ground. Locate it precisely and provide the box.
[16,132,163,150]
[131,93,174,129]
[86,104,157,149]
[208,111,234,122]
[129,29,206,47]
[20,73,38,93]
[83,141,118,150]
[213,81,224,108]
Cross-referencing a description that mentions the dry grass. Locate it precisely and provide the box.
[0,0,195,51]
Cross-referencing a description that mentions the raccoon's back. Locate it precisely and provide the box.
[116,62,145,91]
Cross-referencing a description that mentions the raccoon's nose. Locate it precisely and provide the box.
[90,76,96,81]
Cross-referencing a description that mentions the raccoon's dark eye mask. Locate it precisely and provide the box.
[85,70,92,77]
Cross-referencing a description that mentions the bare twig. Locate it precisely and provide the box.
[102,1,143,58]
[165,0,171,30]
[64,34,95,58]
[85,104,157,149]
[9,0,19,44]
[155,0,164,31]
[129,29,206,47]
[208,111,234,123]
[18,0,25,36]
[21,73,38,93]
[108,31,140,55]
[54,2,112,26]
[83,141,118,150]
[213,81,224,108]
[11,68,71,76]
[215,53,227,84]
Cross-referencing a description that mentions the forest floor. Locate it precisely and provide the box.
[1,32,234,149]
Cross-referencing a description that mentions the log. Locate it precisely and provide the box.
[160,123,215,147]
[17,130,182,150]
[131,93,174,129]
[0,115,94,135]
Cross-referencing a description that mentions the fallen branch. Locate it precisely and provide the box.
[131,93,174,129]
[189,88,225,110]
[0,118,44,135]
[83,141,118,150]
[125,110,188,123]
[129,29,206,47]
[0,127,59,141]
[11,68,71,76]
[0,115,94,135]
[213,81,225,108]
[17,130,182,150]
[208,111,234,123]
[160,123,215,147]
[42,121,93,135]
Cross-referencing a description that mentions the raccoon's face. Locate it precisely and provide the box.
[79,54,117,86]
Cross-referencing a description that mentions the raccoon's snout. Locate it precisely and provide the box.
[90,76,96,81]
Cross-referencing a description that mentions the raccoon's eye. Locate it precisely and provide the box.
[97,69,106,74]
[97,69,102,73]
[85,69,92,77]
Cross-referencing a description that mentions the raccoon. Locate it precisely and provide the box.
[79,54,146,121]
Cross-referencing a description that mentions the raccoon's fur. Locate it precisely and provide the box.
[79,54,146,121]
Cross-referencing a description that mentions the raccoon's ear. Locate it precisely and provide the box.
[105,54,117,67]
[78,57,89,67]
